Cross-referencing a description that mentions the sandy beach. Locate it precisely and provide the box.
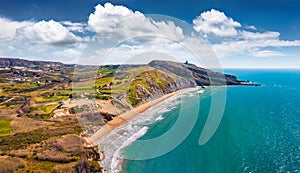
[86,90,183,145]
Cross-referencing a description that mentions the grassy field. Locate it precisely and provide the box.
[97,67,116,76]
[35,95,68,103]
[0,82,38,94]
[0,118,13,137]
[40,103,61,114]
[34,90,70,103]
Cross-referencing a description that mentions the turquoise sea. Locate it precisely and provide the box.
[120,70,300,173]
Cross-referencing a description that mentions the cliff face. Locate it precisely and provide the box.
[126,60,246,105]
[149,60,241,86]
[127,70,177,105]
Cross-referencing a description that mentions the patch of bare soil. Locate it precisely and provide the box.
[0,109,18,118]
[10,117,54,133]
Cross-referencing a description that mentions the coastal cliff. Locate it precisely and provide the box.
[148,60,241,86]
[125,60,248,105]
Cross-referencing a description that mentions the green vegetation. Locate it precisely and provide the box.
[72,87,96,94]
[128,96,139,105]
[34,90,71,103]
[35,95,68,103]
[40,103,60,114]
[98,67,116,75]
[16,160,57,173]
[28,103,61,119]
[0,82,38,94]
[95,77,114,86]
[127,66,154,76]
[127,70,175,105]
[0,118,13,136]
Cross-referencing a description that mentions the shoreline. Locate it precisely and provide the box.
[85,89,188,146]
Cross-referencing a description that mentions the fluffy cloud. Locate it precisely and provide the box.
[0,17,33,39]
[87,3,184,41]
[21,20,80,46]
[192,9,300,58]
[193,9,241,37]
[0,17,84,62]
[0,18,81,46]
[88,3,142,32]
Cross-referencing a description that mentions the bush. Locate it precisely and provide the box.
[9,149,29,158]
[36,150,77,163]
[73,159,90,173]
[53,143,64,151]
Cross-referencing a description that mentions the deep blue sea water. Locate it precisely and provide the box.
[122,70,300,173]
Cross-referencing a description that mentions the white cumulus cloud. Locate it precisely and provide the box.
[193,9,241,38]
[0,17,33,39]
[192,9,300,58]
[21,20,80,46]
[87,3,184,41]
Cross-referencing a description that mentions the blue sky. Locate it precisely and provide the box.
[0,0,300,68]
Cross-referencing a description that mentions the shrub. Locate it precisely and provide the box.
[73,159,90,173]
[36,150,77,163]
[53,143,64,151]
[9,149,29,158]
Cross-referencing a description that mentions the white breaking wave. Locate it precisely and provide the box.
[197,90,205,94]
[155,115,164,121]
[96,89,197,173]
[110,127,149,173]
